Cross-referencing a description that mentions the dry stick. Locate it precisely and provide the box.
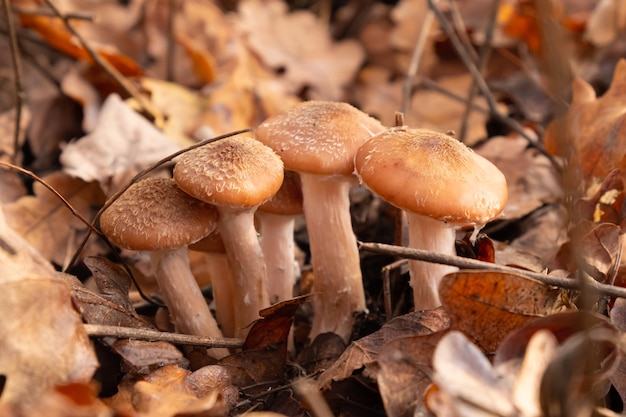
[2,0,25,164]
[166,0,176,82]
[358,241,626,300]
[401,8,435,115]
[458,0,501,142]
[448,1,478,63]
[64,128,253,272]
[83,324,244,349]
[425,0,558,167]
[42,0,161,123]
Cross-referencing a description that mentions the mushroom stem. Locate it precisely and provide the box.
[301,173,366,343]
[258,211,297,304]
[149,247,228,358]
[216,208,269,338]
[405,213,458,310]
[204,252,236,338]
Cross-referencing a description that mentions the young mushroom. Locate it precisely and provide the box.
[355,127,508,310]
[174,135,284,338]
[257,170,303,304]
[99,177,228,358]
[256,100,385,343]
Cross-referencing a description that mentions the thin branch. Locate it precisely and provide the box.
[41,0,161,123]
[458,0,501,142]
[401,8,435,115]
[83,324,244,349]
[2,0,25,164]
[357,241,626,299]
[12,6,93,21]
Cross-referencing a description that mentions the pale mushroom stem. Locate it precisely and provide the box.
[301,173,366,343]
[405,213,458,310]
[149,247,228,358]
[216,208,270,338]
[258,212,297,304]
[204,252,237,338]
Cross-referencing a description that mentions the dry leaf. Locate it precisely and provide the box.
[0,211,98,409]
[237,0,364,100]
[317,309,450,390]
[60,93,179,195]
[3,171,106,268]
[440,270,562,352]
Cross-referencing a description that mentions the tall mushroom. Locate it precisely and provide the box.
[174,135,284,338]
[355,127,508,310]
[256,100,385,343]
[257,170,303,304]
[99,177,228,358]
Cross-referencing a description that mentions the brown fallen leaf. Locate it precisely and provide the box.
[3,171,106,268]
[0,211,98,409]
[317,308,450,390]
[440,270,563,352]
[237,0,364,100]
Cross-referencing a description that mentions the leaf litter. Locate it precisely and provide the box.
[2,0,626,416]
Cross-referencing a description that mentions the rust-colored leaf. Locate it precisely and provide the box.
[440,270,562,352]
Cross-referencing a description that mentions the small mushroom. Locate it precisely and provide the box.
[174,135,284,338]
[257,170,303,304]
[99,177,228,358]
[355,127,508,310]
[256,101,385,343]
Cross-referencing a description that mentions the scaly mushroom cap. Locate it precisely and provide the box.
[355,127,508,224]
[174,136,284,208]
[255,101,385,176]
[100,177,218,251]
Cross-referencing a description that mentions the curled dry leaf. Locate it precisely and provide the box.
[60,93,179,195]
[0,211,98,409]
[440,270,563,352]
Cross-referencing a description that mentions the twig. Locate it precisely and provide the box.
[2,0,25,164]
[41,0,161,123]
[12,6,93,21]
[357,241,626,299]
[83,324,244,349]
[381,259,408,320]
[401,8,435,115]
[166,0,176,82]
[65,128,253,271]
[458,0,501,142]
[426,0,557,166]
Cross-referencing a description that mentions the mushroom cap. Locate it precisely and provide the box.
[255,100,385,176]
[173,136,284,208]
[188,229,226,254]
[258,170,303,215]
[355,127,508,224]
[100,177,218,251]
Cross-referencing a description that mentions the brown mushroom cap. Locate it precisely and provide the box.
[258,170,303,216]
[255,101,385,176]
[173,136,284,208]
[188,229,226,254]
[355,127,508,224]
[100,177,218,251]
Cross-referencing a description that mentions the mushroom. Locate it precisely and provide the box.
[173,135,284,338]
[257,170,303,304]
[355,127,508,310]
[256,100,385,343]
[189,230,236,338]
[99,177,228,358]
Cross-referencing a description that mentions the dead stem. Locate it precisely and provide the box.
[83,324,244,349]
[358,241,626,300]
[42,0,161,123]
[2,0,25,164]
